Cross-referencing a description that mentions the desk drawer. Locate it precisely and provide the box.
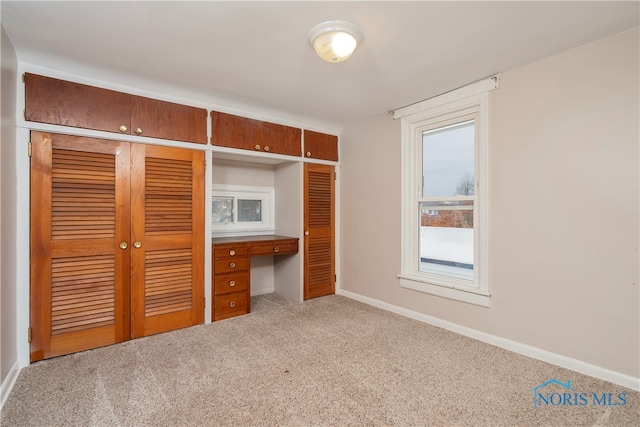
[214,292,249,320]
[214,272,248,295]
[213,246,249,258]
[214,256,249,274]
[250,240,298,256]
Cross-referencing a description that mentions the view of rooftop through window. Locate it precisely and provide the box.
[420,119,475,280]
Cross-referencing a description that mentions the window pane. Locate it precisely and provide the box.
[419,202,474,280]
[422,120,475,197]
[212,197,234,223]
[238,199,262,222]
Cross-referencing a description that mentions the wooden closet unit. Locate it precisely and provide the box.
[303,130,339,162]
[211,111,302,156]
[24,73,208,144]
[304,163,335,299]
[30,131,204,361]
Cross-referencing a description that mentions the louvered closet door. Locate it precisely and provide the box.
[130,144,204,338]
[304,163,335,299]
[30,132,131,361]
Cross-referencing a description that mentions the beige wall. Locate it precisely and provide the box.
[212,158,276,187]
[340,27,639,378]
[1,24,18,391]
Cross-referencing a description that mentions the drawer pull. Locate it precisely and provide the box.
[274,246,280,253]
[229,301,236,308]
[229,250,236,256]
[229,280,236,287]
[229,262,236,269]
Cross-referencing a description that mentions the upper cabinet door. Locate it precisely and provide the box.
[211,111,262,151]
[130,96,207,144]
[262,122,302,156]
[25,73,131,135]
[303,130,339,162]
[25,73,207,144]
[211,111,302,157]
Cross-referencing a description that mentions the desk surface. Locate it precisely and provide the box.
[212,234,299,245]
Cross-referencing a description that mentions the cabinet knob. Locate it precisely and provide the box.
[273,246,280,253]
[304,231,310,236]
[306,151,312,157]
[119,242,128,250]
[229,301,236,308]
[254,144,261,150]
[118,125,128,133]
[229,262,236,269]
[229,250,236,256]
[264,146,270,152]
[133,241,142,249]
[134,127,143,135]
[229,280,236,287]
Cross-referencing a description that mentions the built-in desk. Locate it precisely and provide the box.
[211,235,299,321]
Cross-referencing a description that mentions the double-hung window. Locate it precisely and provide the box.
[420,117,476,281]
[397,77,497,307]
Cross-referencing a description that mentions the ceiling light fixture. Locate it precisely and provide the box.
[309,20,362,63]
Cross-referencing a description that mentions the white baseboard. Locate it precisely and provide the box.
[0,360,21,410]
[251,286,274,297]
[338,289,640,392]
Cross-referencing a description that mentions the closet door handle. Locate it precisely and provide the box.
[118,125,128,133]
[134,127,143,135]
[133,241,142,249]
[119,242,128,250]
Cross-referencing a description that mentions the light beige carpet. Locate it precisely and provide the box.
[1,294,638,426]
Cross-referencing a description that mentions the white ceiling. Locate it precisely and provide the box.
[1,1,638,132]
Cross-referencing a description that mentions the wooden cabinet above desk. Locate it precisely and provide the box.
[211,235,298,321]
[211,111,302,156]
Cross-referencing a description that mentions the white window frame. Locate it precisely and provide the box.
[211,184,275,237]
[397,78,496,307]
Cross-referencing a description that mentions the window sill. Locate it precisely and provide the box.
[212,228,275,238]
[397,273,491,307]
